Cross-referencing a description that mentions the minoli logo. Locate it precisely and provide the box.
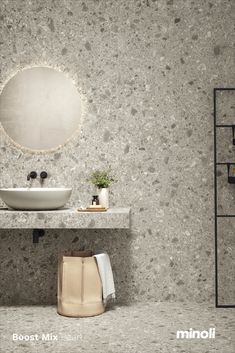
[176,328,215,339]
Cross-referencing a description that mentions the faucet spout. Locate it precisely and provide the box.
[27,171,37,181]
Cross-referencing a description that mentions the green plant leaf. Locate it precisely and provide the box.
[88,170,116,188]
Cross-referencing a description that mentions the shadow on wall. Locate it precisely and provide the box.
[0,229,132,305]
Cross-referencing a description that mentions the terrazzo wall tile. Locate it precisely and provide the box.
[0,229,132,305]
[217,219,235,305]
[0,0,234,304]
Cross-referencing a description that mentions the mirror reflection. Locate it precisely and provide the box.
[0,67,82,151]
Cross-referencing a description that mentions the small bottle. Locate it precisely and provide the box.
[92,195,99,206]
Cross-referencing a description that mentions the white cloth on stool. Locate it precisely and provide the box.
[93,252,115,305]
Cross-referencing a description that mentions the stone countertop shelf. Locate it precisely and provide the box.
[0,207,131,229]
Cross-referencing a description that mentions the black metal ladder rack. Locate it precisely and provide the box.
[214,87,235,308]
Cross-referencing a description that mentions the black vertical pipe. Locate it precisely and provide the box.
[32,229,45,243]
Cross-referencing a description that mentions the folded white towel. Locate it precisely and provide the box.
[93,252,115,305]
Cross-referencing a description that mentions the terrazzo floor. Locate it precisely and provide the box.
[0,302,234,353]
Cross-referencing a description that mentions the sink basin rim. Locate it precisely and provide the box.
[0,187,72,210]
[0,187,72,192]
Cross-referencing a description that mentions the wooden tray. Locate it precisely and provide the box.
[77,208,107,212]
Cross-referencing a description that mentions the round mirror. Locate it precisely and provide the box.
[0,67,82,151]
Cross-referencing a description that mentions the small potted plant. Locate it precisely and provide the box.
[89,170,115,208]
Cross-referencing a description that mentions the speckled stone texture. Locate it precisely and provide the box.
[217,219,235,305]
[0,303,234,353]
[0,208,130,229]
[215,90,235,306]
[0,0,234,305]
[0,229,131,305]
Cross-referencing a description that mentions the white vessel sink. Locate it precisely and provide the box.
[0,187,72,210]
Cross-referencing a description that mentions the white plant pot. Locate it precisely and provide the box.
[98,188,109,208]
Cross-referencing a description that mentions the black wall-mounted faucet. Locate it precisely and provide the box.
[27,171,37,181]
[40,171,48,180]
[40,171,48,186]
[27,171,48,185]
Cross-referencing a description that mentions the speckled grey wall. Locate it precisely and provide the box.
[0,0,234,305]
